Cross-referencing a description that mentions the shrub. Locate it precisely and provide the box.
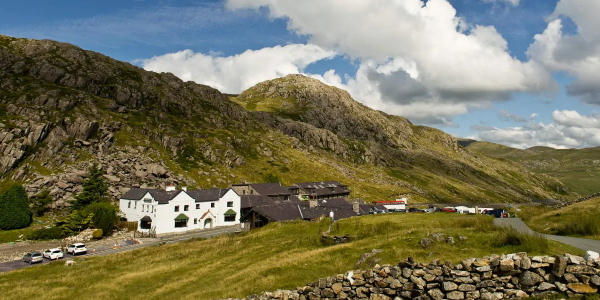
[73,162,109,210]
[92,229,103,239]
[27,227,65,241]
[556,219,600,236]
[494,227,549,253]
[30,190,53,217]
[0,184,32,230]
[82,202,118,236]
[454,216,495,232]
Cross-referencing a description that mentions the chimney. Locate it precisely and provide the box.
[309,199,318,208]
[353,202,360,214]
[166,183,176,192]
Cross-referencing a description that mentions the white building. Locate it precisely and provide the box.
[455,206,476,214]
[119,186,241,235]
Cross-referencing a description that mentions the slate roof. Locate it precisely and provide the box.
[292,181,350,197]
[187,188,230,202]
[120,188,151,200]
[249,203,304,221]
[241,194,301,209]
[293,181,345,189]
[148,190,182,204]
[242,197,359,223]
[248,183,291,196]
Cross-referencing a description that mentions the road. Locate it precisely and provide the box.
[494,218,600,253]
[0,225,241,273]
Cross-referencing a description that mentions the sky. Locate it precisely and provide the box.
[2,0,600,149]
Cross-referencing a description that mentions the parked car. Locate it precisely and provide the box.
[23,252,43,264]
[440,208,457,213]
[43,248,64,260]
[407,208,425,213]
[484,209,507,218]
[67,243,87,255]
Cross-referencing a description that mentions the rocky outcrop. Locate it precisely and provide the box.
[231,253,600,300]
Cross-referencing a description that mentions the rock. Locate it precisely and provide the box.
[451,270,471,277]
[332,283,343,294]
[411,276,426,287]
[103,174,120,182]
[465,291,480,300]
[402,268,412,278]
[566,265,597,275]
[591,275,600,286]
[447,291,465,300]
[520,271,543,286]
[566,254,586,265]
[537,282,555,291]
[564,273,579,283]
[567,283,598,293]
[135,170,147,178]
[431,233,445,242]
[555,282,568,292]
[520,257,531,269]
[321,288,335,298]
[552,255,567,277]
[427,289,444,300]
[446,237,455,245]
[443,282,458,291]
[458,236,467,241]
[585,251,599,262]
[480,292,503,300]
[476,266,491,272]
[458,284,476,292]
[420,238,433,249]
[499,259,514,272]
[412,269,426,277]
[473,259,489,267]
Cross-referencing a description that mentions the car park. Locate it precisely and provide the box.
[484,209,507,218]
[440,208,457,213]
[407,208,425,213]
[23,252,43,264]
[43,248,64,260]
[67,243,87,255]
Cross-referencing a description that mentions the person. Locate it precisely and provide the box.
[329,210,335,220]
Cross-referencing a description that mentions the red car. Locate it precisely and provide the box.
[440,208,457,213]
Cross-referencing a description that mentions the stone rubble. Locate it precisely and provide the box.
[227,253,600,300]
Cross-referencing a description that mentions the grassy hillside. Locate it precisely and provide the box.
[0,214,581,300]
[460,139,600,195]
[520,197,600,240]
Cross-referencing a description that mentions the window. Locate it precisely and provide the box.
[211,203,215,208]
[128,201,131,208]
[194,218,197,224]
[196,204,200,209]
[174,219,187,228]
[134,202,137,209]
[243,190,246,195]
[224,215,236,222]
[174,206,179,212]
[227,201,233,207]
[184,205,189,211]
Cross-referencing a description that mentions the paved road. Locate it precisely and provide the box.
[494,218,600,253]
[0,225,241,273]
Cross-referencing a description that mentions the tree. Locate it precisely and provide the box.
[0,185,32,230]
[59,210,93,237]
[73,163,109,210]
[30,190,53,217]
[82,202,118,236]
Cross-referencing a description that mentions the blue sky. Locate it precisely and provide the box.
[2,0,600,149]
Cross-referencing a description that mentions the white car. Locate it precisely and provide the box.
[43,248,64,260]
[66,243,87,255]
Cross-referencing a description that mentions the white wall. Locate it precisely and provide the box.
[216,189,241,226]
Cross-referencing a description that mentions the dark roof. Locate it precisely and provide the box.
[292,182,350,196]
[140,215,152,222]
[148,190,182,204]
[187,188,230,202]
[300,206,358,220]
[312,186,350,196]
[247,203,304,222]
[248,183,291,196]
[242,198,360,223]
[240,194,301,209]
[121,188,151,200]
[293,181,346,189]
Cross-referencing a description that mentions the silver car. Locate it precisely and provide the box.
[23,252,43,264]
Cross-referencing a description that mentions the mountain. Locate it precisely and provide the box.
[0,35,571,210]
[459,139,600,195]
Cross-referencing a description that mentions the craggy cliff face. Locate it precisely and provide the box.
[0,35,571,209]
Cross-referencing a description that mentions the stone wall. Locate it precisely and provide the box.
[232,253,600,300]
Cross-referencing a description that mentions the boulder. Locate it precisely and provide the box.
[427,289,444,300]
[520,271,543,286]
[537,282,555,291]
[420,238,433,249]
[446,237,455,245]
[566,254,586,265]
[443,282,458,291]
[520,257,531,269]
[567,283,598,293]
[499,259,514,272]
[447,291,465,300]
[585,251,599,262]
[480,292,503,300]
[552,255,567,277]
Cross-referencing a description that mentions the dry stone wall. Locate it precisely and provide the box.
[232,253,600,300]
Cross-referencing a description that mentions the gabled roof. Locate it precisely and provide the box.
[248,183,291,196]
[299,205,358,220]
[149,190,182,204]
[140,215,152,222]
[224,209,237,216]
[174,213,189,220]
[247,203,303,222]
[187,188,230,202]
[120,188,151,200]
[293,181,346,189]
[241,194,301,209]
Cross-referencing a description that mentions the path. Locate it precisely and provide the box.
[494,218,600,253]
[0,225,241,273]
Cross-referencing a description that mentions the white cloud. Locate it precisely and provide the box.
[224,0,556,125]
[140,44,336,93]
[528,0,600,104]
[474,110,600,149]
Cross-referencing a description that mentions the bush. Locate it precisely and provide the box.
[556,219,600,236]
[82,202,118,236]
[0,185,32,230]
[92,229,103,239]
[30,190,53,217]
[494,227,549,253]
[27,227,65,241]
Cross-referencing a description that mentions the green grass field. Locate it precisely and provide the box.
[520,197,600,240]
[0,213,582,300]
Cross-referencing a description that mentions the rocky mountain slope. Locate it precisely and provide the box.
[459,139,600,195]
[0,35,572,210]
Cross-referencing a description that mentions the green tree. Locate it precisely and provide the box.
[0,185,32,230]
[30,190,53,217]
[73,163,109,210]
[59,210,93,237]
[82,202,118,236]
